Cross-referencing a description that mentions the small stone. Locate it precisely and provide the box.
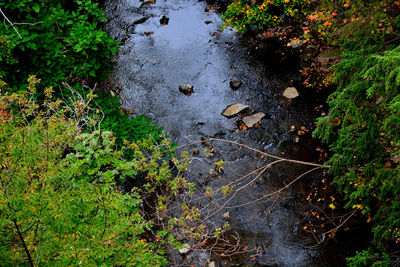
[223,212,230,219]
[179,84,194,96]
[178,243,191,255]
[321,112,326,116]
[283,87,299,99]
[290,125,296,132]
[208,261,216,267]
[160,15,169,25]
[243,112,265,128]
[294,136,300,143]
[229,79,242,90]
[209,169,216,176]
[221,103,249,118]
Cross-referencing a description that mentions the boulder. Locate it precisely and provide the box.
[179,84,194,96]
[283,87,299,99]
[243,112,265,128]
[221,103,249,118]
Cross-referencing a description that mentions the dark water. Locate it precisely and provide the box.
[104,0,326,265]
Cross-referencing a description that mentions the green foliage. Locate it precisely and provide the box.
[0,0,118,90]
[93,95,164,147]
[0,83,176,266]
[314,16,400,267]
[222,0,313,33]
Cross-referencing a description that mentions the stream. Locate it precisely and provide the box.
[103,0,328,266]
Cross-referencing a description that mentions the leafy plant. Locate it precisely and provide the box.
[93,95,164,147]
[0,81,172,265]
[222,0,313,33]
[314,22,400,267]
[0,0,118,90]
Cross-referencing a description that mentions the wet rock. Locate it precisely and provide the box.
[229,79,242,90]
[140,0,154,7]
[209,169,216,176]
[250,24,258,33]
[144,31,153,36]
[179,84,194,96]
[160,15,169,25]
[221,103,249,118]
[178,243,191,255]
[134,17,147,25]
[283,87,299,99]
[205,20,212,24]
[125,24,136,34]
[290,125,296,132]
[243,112,265,128]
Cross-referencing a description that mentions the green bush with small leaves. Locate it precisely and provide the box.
[0,0,118,90]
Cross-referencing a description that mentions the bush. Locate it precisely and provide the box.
[94,95,165,147]
[0,80,179,266]
[221,0,313,33]
[0,0,118,90]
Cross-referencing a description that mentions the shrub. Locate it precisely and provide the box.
[221,0,313,33]
[0,80,176,266]
[0,0,118,90]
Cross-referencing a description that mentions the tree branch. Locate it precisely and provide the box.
[13,219,34,267]
[0,8,22,39]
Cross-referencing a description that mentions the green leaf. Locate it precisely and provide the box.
[32,3,40,13]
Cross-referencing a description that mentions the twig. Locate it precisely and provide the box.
[175,137,330,168]
[303,208,358,248]
[14,21,43,26]
[226,166,321,208]
[0,8,22,39]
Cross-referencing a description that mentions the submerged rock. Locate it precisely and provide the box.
[133,17,147,25]
[179,84,194,96]
[243,112,265,128]
[160,15,169,25]
[283,87,299,99]
[221,103,249,118]
[229,79,242,90]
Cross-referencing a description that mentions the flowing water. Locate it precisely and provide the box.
[104,0,327,265]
